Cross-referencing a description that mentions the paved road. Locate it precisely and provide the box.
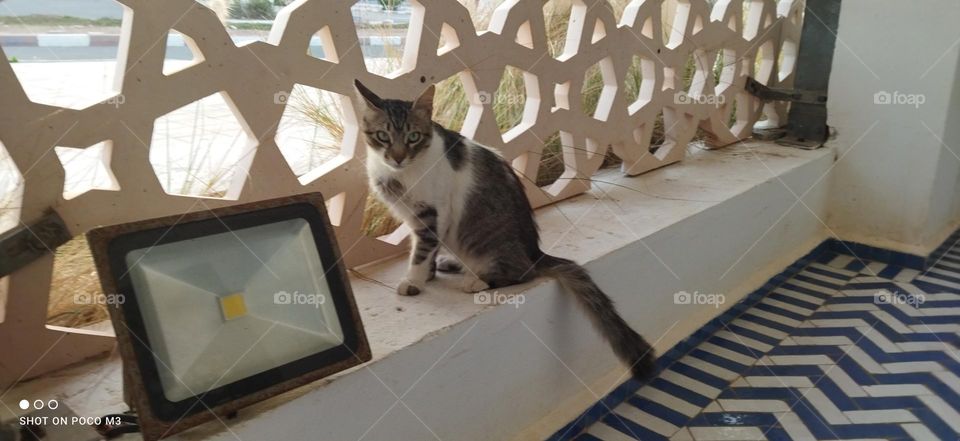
[0,0,412,23]
[0,0,123,20]
[6,45,200,61]
[5,46,128,61]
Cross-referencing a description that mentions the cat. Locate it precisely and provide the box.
[355,80,656,379]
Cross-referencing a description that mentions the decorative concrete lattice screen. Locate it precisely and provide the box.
[0,0,802,382]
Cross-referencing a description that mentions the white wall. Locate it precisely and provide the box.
[187,147,834,441]
[940,52,960,227]
[826,0,960,253]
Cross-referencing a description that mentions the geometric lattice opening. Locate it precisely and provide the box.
[0,140,23,236]
[457,0,500,34]
[663,0,691,50]
[0,1,128,110]
[753,40,775,86]
[308,26,340,63]
[275,84,356,182]
[163,30,205,76]
[437,22,461,55]
[361,194,403,240]
[54,141,121,200]
[223,0,278,46]
[714,48,737,94]
[553,81,572,112]
[544,0,575,59]
[624,55,655,115]
[662,51,695,95]
[534,130,566,188]
[496,65,539,142]
[581,57,616,121]
[679,52,697,92]
[149,92,257,199]
[727,93,753,134]
[353,0,413,78]
[644,111,672,159]
[591,18,607,44]
[515,20,534,50]
[433,71,472,133]
[325,192,346,227]
[684,50,711,96]
[742,0,763,40]
[778,39,798,82]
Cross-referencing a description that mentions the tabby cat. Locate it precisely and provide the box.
[355,80,656,378]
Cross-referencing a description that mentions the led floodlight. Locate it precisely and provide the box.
[87,193,370,440]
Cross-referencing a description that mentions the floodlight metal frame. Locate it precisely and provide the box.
[87,192,371,441]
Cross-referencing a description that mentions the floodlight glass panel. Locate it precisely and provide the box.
[125,218,344,402]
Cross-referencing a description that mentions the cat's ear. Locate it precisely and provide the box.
[355,80,384,110]
[412,84,435,116]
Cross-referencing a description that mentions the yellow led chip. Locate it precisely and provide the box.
[220,293,247,321]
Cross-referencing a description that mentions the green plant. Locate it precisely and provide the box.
[378,0,403,11]
[228,0,276,20]
[8,56,18,63]
[228,22,272,31]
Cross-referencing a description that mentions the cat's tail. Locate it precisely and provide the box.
[536,253,657,379]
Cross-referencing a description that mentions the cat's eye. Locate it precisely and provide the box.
[374,131,390,143]
[406,132,422,144]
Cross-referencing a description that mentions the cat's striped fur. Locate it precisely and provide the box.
[355,80,656,378]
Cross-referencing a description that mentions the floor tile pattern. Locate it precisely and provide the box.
[564,245,960,441]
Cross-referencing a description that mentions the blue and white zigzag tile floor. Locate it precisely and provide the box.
[554,237,960,441]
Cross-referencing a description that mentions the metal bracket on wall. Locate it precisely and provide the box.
[0,210,72,278]
[746,77,827,106]
[747,0,842,149]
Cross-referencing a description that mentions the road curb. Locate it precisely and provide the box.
[2,33,115,47]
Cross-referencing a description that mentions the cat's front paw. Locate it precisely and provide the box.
[460,274,489,293]
[397,278,424,296]
[436,255,462,273]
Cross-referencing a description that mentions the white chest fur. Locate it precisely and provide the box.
[365,135,475,245]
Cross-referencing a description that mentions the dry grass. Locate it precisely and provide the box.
[47,236,108,328]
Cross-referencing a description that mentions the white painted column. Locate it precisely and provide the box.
[826,0,960,254]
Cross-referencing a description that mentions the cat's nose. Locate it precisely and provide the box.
[388,149,405,165]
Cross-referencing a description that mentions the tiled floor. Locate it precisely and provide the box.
[557,242,960,441]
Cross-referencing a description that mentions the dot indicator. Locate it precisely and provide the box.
[18,399,29,410]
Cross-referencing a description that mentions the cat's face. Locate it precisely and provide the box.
[355,80,434,169]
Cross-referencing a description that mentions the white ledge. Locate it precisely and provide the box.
[0,141,835,441]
